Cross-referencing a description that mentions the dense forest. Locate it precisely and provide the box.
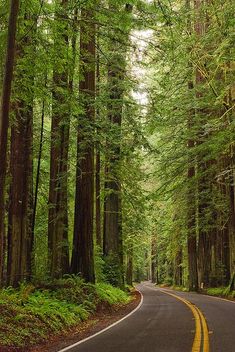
[0,0,235,347]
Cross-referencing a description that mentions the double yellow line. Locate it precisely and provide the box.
[160,290,209,352]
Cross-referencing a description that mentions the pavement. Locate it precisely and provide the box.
[58,282,235,352]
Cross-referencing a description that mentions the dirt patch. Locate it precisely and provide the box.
[0,290,140,352]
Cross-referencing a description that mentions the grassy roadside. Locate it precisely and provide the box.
[205,287,235,299]
[157,283,235,300]
[0,276,131,349]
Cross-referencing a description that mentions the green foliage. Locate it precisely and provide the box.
[0,277,130,348]
[103,253,124,287]
[0,287,87,347]
[171,286,189,293]
[95,283,130,305]
[206,287,235,299]
[94,245,106,283]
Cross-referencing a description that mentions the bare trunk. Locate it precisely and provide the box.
[32,84,46,238]
[187,77,199,291]
[151,236,157,284]
[7,105,33,286]
[95,32,102,248]
[174,248,183,286]
[48,0,70,278]
[228,167,235,286]
[103,3,133,288]
[96,150,102,247]
[194,0,212,289]
[7,12,36,286]
[126,247,133,286]
[0,0,20,286]
[71,4,96,283]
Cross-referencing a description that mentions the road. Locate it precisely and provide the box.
[58,282,235,352]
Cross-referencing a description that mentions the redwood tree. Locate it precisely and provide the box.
[47,0,70,278]
[103,3,133,287]
[71,2,96,283]
[0,0,20,286]
[7,8,39,287]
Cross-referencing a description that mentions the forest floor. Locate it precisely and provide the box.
[0,278,140,352]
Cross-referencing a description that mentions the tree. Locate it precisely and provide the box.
[0,0,20,286]
[71,2,96,283]
[48,0,70,279]
[103,2,133,287]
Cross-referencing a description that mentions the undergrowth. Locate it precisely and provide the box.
[171,285,189,292]
[158,283,235,298]
[0,276,131,348]
[206,287,235,299]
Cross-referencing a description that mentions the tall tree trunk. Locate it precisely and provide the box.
[7,11,36,286]
[187,202,199,290]
[96,150,102,247]
[187,105,199,291]
[213,157,230,286]
[151,236,157,284]
[71,3,96,283]
[48,0,70,278]
[126,246,133,286]
[95,27,102,248]
[0,0,20,286]
[186,0,199,292]
[194,0,213,288]
[7,103,33,286]
[32,80,47,239]
[174,247,183,286]
[103,3,133,288]
[228,158,235,288]
[227,64,235,289]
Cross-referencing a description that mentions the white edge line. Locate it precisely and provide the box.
[57,289,144,352]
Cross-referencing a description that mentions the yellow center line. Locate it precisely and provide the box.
[159,289,209,352]
[195,305,209,352]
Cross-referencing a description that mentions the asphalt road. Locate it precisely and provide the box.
[58,282,235,352]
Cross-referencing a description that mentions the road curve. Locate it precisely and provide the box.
[160,284,235,352]
[57,282,235,352]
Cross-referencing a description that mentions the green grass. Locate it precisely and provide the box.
[171,285,189,292]
[0,277,131,348]
[206,287,235,299]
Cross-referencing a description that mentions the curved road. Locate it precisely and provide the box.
[58,282,235,352]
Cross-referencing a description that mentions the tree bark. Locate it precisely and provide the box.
[95,27,102,248]
[228,164,235,287]
[0,0,20,286]
[194,0,212,289]
[126,247,133,286]
[151,236,157,284]
[186,0,199,292]
[103,3,133,288]
[71,4,96,283]
[187,113,199,291]
[7,11,36,286]
[48,0,70,278]
[32,80,46,240]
